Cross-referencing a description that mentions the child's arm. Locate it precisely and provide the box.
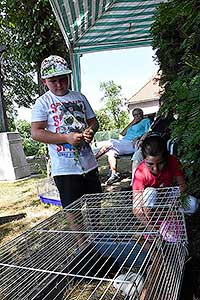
[171,155,187,193]
[132,191,152,231]
[175,175,187,193]
[83,117,99,143]
[31,121,83,146]
[132,191,144,218]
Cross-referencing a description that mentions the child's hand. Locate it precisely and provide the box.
[66,132,83,146]
[83,127,94,143]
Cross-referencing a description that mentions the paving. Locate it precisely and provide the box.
[98,155,132,192]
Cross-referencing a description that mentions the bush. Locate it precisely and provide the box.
[94,129,121,142]
[151,0,200,196]
[16,119,41,156]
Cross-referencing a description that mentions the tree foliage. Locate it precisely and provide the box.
[99,80,129,130]
[151,0,200,196]
[0,0,69,128]
[95,109,113,131]
[16,119,47,157]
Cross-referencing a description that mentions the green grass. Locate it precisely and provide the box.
[0,175,60,245]
[0,157,132,246]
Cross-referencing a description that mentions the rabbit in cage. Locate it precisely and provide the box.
[113,272,144,298]
[112,257,176,300]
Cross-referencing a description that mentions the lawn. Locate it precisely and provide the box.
[0,175,60,245]
[0,156,132,246]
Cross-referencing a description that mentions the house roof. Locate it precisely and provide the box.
[127,75,162,105]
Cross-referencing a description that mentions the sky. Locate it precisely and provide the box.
[17,46,159,121]
[80,46,159,110]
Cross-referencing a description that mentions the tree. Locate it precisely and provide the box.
[0,0,69,129]
[4,0,69,74]
[0,2,37,124]
[151,0,200,196]
[100,80,129,129]
[95,109,113,131]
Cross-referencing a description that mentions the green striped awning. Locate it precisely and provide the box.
[49,0,166,53]
[49,0,166,90]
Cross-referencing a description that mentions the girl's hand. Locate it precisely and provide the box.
[83,127,94,143]
[176,175,187,193]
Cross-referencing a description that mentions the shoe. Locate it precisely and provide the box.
[120,186,132,191]
[106,173,120,185]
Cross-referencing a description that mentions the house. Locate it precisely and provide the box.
[127,74,163,117]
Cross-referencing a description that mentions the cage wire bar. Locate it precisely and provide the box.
[0,187,188,300]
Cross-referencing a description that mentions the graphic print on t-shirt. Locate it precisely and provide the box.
[54,100,91,159]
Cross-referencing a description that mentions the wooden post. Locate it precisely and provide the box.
[0,44,8,132]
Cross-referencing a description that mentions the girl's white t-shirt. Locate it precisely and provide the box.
[31,90,98,176]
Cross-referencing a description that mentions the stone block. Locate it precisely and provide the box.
[0,132,31,180]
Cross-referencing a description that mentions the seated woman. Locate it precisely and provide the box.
[132,135,198,216]
[95,108,151,185]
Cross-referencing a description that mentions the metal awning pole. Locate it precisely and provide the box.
[70,48,81,92]
[0,44,8,132]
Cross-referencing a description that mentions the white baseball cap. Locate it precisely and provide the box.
[41,55,72,79]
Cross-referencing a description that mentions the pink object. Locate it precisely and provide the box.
[160,220,182,243]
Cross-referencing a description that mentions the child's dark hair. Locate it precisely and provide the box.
[141,135,168,160]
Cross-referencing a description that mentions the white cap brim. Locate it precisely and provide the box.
[41,69,72,79]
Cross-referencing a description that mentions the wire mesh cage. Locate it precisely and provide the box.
[36,177,61,206]
[0,187,188,300]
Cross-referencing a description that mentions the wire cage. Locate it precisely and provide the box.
[0,187,188,300]
[36,177,61,206]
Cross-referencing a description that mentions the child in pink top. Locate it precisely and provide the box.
[132,135,198,247]
[132,135,198,215]
[133,135,185,191]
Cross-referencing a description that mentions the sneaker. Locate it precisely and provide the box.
[120,186,132,191]
[106,173,120,185]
